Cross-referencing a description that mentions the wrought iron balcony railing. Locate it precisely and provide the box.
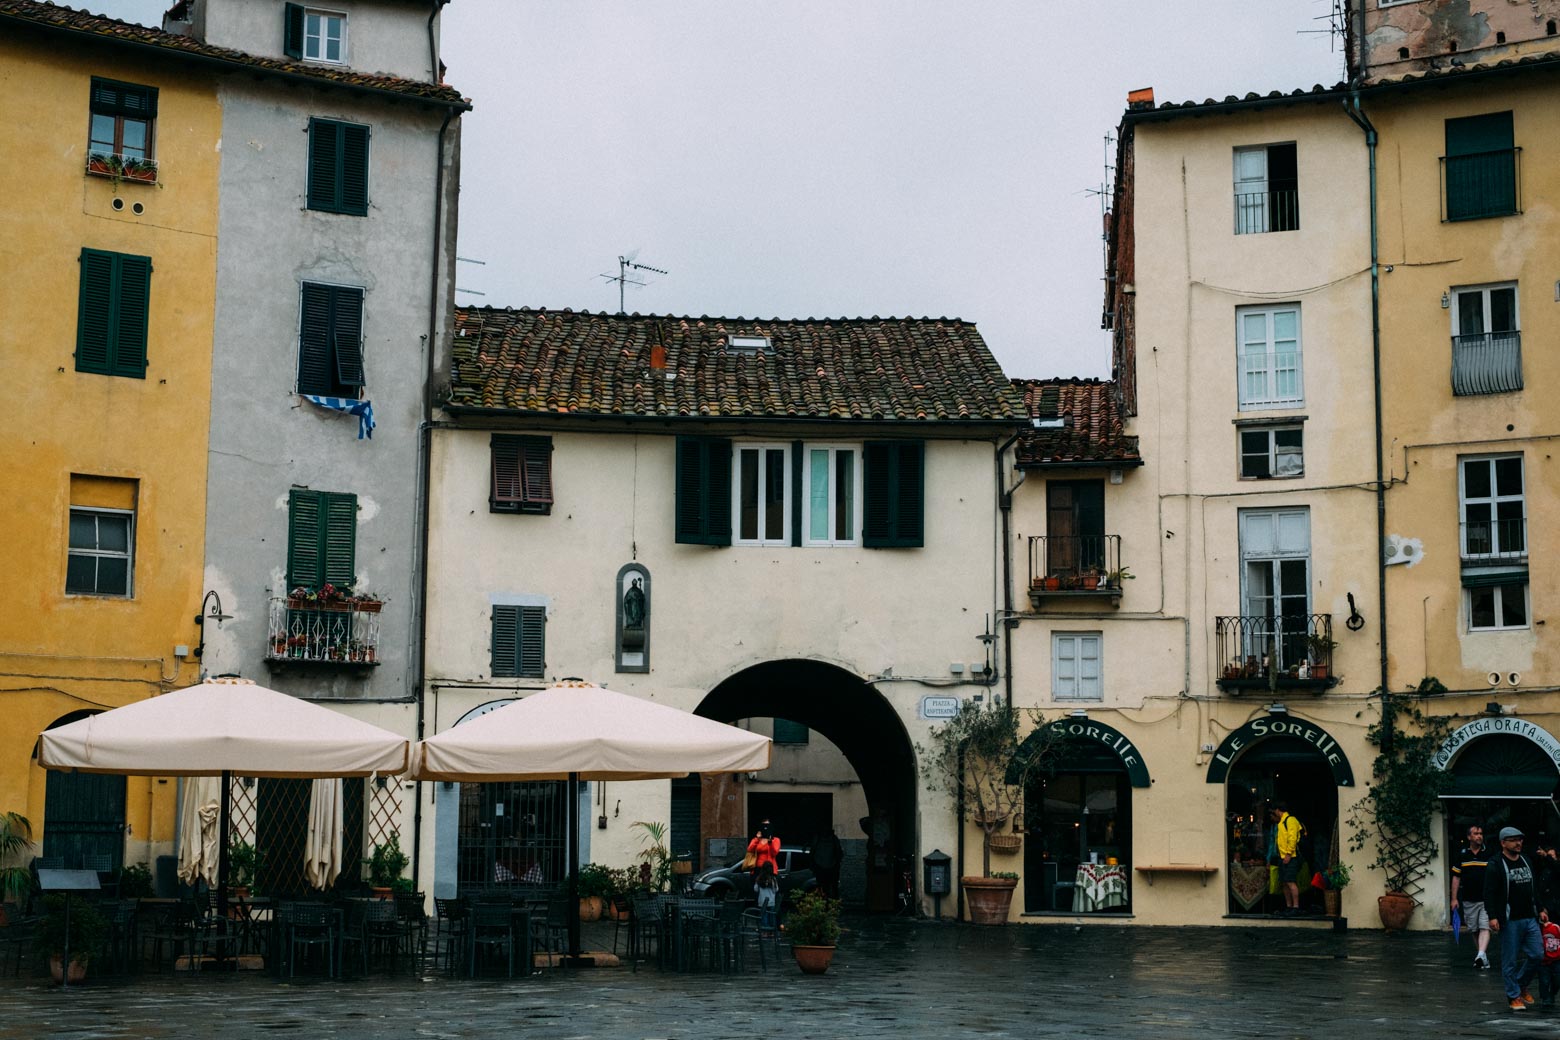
[1233,187,1299,235]
[1441,148,1520,222]
[1451,331,1522,396]
[1461,518,1527,564]
[1027,535,1126,603]
[265,595,382,666]
[1214,613,1336,692]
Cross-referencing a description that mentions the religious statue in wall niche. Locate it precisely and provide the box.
[616,566,650,670]
[623,578,646,629]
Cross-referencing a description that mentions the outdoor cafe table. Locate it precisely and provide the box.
[661,897,719,971]
[1072,863,1129,912]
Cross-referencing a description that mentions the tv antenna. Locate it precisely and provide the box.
[599,249,669,314]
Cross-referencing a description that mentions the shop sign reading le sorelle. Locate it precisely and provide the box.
[1206,715,1354,787]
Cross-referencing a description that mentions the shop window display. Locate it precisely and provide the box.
[1224,736,1338,916]
[1024,768,1132,914]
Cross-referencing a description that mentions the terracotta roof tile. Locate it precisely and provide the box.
[0,0,469,109]
[449,307,1027,424]
[1013,378,1141,468]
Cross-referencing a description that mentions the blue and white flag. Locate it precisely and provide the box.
[302,395,375,440]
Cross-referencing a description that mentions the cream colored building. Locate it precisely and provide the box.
[999,85,1386,927]
[419,308,1026,908]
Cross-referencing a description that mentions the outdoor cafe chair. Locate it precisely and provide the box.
[531,895,569,968]
[394,892,429,967]
[0,902,34,977]
[339,899,400,976]
[139,898,197,973]
[432,897,467,973]
[277,902,337,978]
[628,893,662,972]
[607,894,633,959]
[467,902,521,978]
[671,895,718,972]
[739,907,779,971]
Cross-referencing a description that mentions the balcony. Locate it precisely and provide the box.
[1214,613,1337,694]
[1451,331,1522,396]
[264,595,382,669]
[1461,518,1527,565]
[1233,187,1299,235]
[1027,535,1126,608]
[1441,148,1520,222]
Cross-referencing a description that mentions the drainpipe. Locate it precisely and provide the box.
[411,1,456,891]
[1343,90,1392,752]
[995,428,1027,707]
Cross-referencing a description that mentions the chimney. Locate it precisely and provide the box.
[1127,87,1155,110]
[649,344,668,370]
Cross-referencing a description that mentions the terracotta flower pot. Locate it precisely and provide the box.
[793,944,836,975]
[578,895,603,922]
[961,875,1018,925]
[1323,889,1341,917]
[1377,891,1414,930]
[49,955,87,985]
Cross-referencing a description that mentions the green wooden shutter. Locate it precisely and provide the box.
[1445,112,1516,220]
[90,78,157,119]
[491,606,519,676]
[306,119,339,212]
[675,436,732,545]
[790,440,803,547]
[331,286,365,388]
[112,253,151,378]
[76,249,115,375]
[283,3,304,58]
[287,489,323,588]
[518,606,546,677]
[297,282,332,394]
[340,124,369,216]
[1446,112,1513,156]
[863,441,924,548]
[322,492,357,587]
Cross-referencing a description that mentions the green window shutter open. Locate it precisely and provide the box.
[331,287,365,387]
[286,489,357,589]
[491,605,546,678]
[307,119,370,216]
[863,441,924,548]
[675,436,732,545]
[283,3,304,58]
[297,283,332,394]
[76,248,150,379]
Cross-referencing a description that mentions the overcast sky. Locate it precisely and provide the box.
[91,1,1343,378]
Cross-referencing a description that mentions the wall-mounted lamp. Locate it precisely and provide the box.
[1440,292,1451,309]
[193,590,232,659]
[1485,701,1504,716]
[1266,703,1288,715]
[1068,708,1089,719]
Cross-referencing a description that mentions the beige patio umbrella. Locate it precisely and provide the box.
[40,678,410,919]
[410,681,771,960]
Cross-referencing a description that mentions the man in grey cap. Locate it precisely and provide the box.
[1487,826,1541,1011]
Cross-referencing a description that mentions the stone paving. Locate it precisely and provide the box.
[0,916,1549,1039]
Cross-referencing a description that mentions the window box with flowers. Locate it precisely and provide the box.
[266,591,380,669]
[86,152,158,184]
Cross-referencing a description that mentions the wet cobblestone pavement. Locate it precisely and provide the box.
[0,916,1547,1039]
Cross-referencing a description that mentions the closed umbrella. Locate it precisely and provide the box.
[304,779,344,890]
[411,681,771,961]
[40,678,410,927]
[177,775,222,886]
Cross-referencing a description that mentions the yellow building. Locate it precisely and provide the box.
[1359,27,1560,906]
[0,8,221,875]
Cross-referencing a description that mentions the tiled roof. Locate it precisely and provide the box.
[448,307,1029,424]
[1013,378,1141,468]
[0,0,469,109]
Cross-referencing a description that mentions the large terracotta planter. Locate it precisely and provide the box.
[578,895,603,922]
[49,955,87,985]
[793,944,836,974]
[1377,891,1415,931]
[962,875,1018,925]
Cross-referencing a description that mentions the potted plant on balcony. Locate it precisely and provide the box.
[1105,566,1134,586]
[1079,568,1101,591]
[367,833,409,899]
[352,592,383,613]
[788,890,842,974]
[1346,679,1453,930]
[919,699,1061,924]
[1307,633,1338,680]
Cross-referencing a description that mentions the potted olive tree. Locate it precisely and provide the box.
[919,700,1061,924]
[1346,679,1453,930]
[787,890,842,974]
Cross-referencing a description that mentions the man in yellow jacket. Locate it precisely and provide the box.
[1270,802,1305,916]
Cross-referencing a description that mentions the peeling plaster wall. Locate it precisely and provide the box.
[1356,0,1560,82]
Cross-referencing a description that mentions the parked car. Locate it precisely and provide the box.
[689,846,816,903]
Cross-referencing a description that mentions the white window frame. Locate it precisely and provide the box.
[1466,583,1529,632]
[802,444,862,547]
[1236,303,1304,410]
[1451,281,1519,337]
[731,442,791,547]
[302,8,347,64]
[1238,508,1311,668]
[1238,424,1304,480]
[66,506,135,598]
[1458,454,1525,560]
[1052,631,1103,701]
